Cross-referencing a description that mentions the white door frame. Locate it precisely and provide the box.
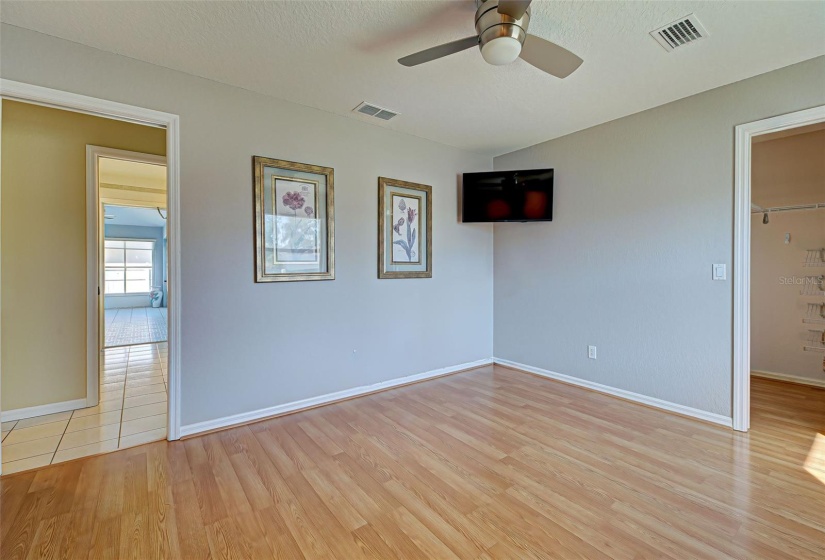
[86,146,167,409]
[0,80,182,462]
[732,104,825,432]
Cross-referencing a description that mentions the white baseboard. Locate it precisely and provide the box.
[751,370,825,389]
[494,357,733,428]
[1,398,88,422]
[179,358,493,438]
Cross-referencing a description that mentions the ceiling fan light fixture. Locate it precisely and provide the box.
[397,0,583,79]
[481,36,522,65]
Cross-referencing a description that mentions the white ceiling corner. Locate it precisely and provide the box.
[2,0,824,157]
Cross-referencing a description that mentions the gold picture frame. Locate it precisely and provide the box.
[253,156,334,282]
[378,177,432,279]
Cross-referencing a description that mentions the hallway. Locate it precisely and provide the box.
[1,343,168,474]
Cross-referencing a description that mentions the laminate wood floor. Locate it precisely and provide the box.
[2,366,824,559]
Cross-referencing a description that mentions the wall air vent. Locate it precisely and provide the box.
[353,102,399,121]
[650,14,709,52]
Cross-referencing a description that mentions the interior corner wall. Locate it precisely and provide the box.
[1,100,166,412]
[493,55,825,418]
[0,25,494,427]
[751,210,825,382]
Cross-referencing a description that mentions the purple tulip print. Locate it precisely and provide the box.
[392,196,418,262]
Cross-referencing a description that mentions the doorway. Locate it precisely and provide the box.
[77,149,171,463]
[733,105,825,432]
[96,154,169,349]
[0,79,181,474]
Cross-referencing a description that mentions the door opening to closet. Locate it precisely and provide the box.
[749,122,825,443]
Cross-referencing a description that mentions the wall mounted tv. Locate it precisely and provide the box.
[461,169,553,222]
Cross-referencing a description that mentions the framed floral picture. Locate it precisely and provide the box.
[253,156,334,282]
[378,177,432,279]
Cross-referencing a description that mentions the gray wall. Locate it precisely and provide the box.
[1,25,493,426]
[493,56,825,417]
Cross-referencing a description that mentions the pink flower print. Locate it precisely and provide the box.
[282,192,305,211]
[398,199,406,211]
[304,206,314,217]
[407,206,417,224]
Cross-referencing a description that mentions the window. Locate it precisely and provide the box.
[105,239,154,294]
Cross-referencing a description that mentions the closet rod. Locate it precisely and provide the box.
[751,202,825,214]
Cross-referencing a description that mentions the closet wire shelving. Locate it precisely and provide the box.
[799,275,825,296]
[801,250,825,363]
[803,303,825,325]
[804,248,825,268]
[804,329,825,354]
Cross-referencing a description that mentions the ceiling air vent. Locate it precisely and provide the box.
[650,14,709,52]
[353,102,399,121]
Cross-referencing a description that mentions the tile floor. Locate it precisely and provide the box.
[105,306,167,347]
[1,342,168,475]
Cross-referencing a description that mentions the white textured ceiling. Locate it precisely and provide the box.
[2,1,824,156]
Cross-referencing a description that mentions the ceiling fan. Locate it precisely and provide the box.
[398,0,583,79]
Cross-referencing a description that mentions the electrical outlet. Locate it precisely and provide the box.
[588,345,597,360]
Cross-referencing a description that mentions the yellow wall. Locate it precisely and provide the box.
[1,100,166,411]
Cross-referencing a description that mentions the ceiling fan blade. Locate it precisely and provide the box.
[520,34,583,78]
[497,0,532,20]
[398,35,479,67]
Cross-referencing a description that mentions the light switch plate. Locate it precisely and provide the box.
[713,264,726,280]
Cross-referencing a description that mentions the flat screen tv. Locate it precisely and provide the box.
[462,169,553,222]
